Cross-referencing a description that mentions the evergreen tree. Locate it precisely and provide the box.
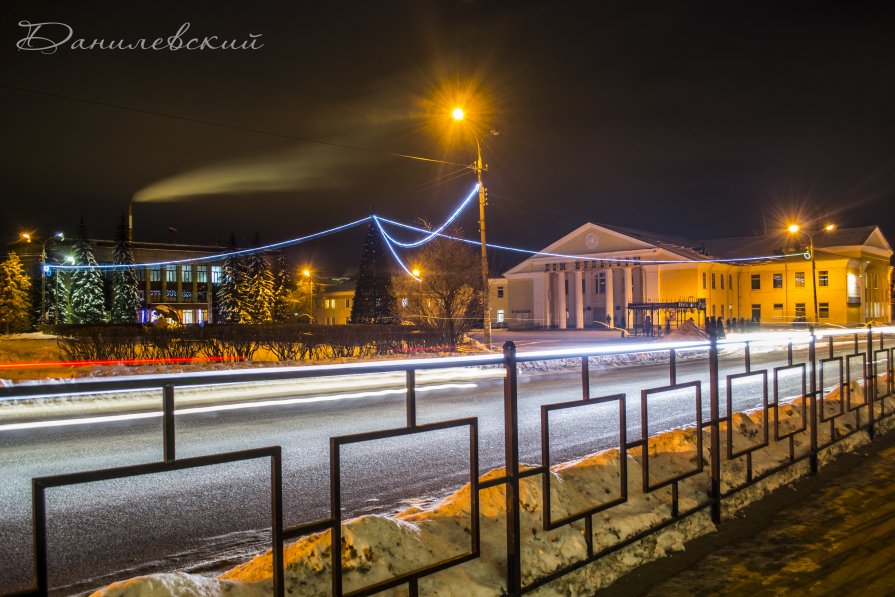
[0,252,33,333]
[217,233,244,323]
[111,214,140,324]
[271,253,293,323]
[350,220,398,324]
[242,234,274,324]
[69,219,106,324]
[45,265,69,325]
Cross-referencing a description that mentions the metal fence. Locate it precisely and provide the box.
[2,325,894,596]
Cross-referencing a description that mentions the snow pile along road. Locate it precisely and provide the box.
[90,373,889,596]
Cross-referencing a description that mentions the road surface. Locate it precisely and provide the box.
[0,342,844,595]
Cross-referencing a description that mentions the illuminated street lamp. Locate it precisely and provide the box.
[301,267,314,322]
[787,223,835,325]
[452,105,494,347]
[21,231,65,324]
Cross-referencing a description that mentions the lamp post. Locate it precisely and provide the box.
[452,106,494,347]
[21,231,64,325]
[787,224,834,325]
[302,268,314,322]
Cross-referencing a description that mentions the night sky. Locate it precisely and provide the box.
[3,1,894,274]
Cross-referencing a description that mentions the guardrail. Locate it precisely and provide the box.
[2,326,894,596]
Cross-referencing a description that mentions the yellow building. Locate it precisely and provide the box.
[504,223,892,330]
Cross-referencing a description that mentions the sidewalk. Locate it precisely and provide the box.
[605,428,895,596]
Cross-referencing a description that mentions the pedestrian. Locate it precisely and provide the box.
[605,313,612,327]
[645,314,653,336]
[716,317,726,339]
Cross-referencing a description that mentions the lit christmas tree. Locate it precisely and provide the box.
[350,220,398,324]
[271,253,293,323]
[242,234,274,324]
[111,214,140,324]
[217,233,244,323]
[69,219,106,324]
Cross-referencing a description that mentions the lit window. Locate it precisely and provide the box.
[818,271,829,287]
[166,266,176,283]
[794,272,805,288]
[773,273,783,289]
[597,272,606,294]
[751,274,761,290]
[150,266,161,282]
[182,310,194,324]
[819,302,830,318]
[497,309,505,323]
[211,266,222,284]
[197,265,208,283]
[182,267,192,283]
[795,303,806,321]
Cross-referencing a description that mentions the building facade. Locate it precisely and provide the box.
[504,223,892,330]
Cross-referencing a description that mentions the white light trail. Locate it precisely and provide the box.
[0,383,477,432]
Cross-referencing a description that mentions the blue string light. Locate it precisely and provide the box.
[373,217,420,280]
[376,217,812,266]
[49,217,372,272]
[378,183,480,248]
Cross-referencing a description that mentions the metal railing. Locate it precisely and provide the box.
[1,326,893,596]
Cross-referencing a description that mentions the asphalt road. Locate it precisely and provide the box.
[0,343,835,595]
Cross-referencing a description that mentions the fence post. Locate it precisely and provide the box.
[808,327,818,474]
[163,385,175,463]
[503,341,522,595]
[867,325,875,440]
[708,333,721,525]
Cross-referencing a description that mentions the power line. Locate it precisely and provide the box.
[1,84,469,168]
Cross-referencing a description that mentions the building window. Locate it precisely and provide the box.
[345,298,351,308]
[773,273,783,289]
[182,310,194,324]
[702,272,707,289]
[751,274,760,290]
[497,286,504,298]
[182,267,192,283]
[751,304,761,322]
[138,268,146,282]
[818,271,829,287]
[197,265,208,283]
[166,266,177,283]
[497,309,505,323]
[720,274,724,289]
[150,266,161,282]
[819,302,830,318]
[211,266,222,284]
[597,272,606,294]
[794,272,805,288]
[795,303,806,321]
[711,273,716,289]
[728,274,732,289]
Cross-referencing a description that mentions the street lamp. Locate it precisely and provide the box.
[452,105,494,347]
[787,223,835,325]
[302,268,314,322]
[21,231,65,324]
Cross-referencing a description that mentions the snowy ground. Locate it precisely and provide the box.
[89,372,891,596]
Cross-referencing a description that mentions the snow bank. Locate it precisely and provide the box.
[89,372,890,597]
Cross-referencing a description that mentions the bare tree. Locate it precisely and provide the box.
[394,230,482,348]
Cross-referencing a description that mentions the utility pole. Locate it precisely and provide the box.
[475,137,492,348]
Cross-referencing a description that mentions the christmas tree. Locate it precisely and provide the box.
[217,233,244,323]
[0,252,33,333]
[111,214,140,324]
[69,219,106,324]
[350,220,398,324]
[242,234,274,324]
[271,253,293,323]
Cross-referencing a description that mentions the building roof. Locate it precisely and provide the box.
[595,223,709,260]
[704,226,887,260]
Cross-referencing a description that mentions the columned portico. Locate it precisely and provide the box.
[557,271,567,329]
[573,269,584,329]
